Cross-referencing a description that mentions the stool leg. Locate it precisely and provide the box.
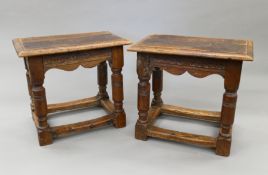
[24,59,34,112]
[27,57,53,146]
[151,67,163,107]
[97,61,109,99]
[216,61,242,156]
[111,46,126,128]
[136,53,151,140]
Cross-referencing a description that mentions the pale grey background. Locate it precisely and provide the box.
[0,0,267,174]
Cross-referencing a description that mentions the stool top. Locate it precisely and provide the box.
[13,31,131,57]
[128,34,253,61]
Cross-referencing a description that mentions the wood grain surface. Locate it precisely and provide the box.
[15,32,129,145]
[132,35,251,155]
[128,34,253,61]
[13,31,131,57]
[147,126,217,148]
[161,104,221,123]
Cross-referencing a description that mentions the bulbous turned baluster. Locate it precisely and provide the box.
[136,53,151,140]
[24,59,34,112]
[97,61,109,100]
[216,61,242,156]
[111,46,126,128]
[27,57,53,146]
[151,67,163,107]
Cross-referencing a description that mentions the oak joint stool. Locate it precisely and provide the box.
[128,34,253,156]
[13,31,131,146]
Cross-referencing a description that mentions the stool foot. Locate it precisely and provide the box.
[215,136,231,156]
[37,129,53,146]
[135,122,148,141]
[113,111,126,128]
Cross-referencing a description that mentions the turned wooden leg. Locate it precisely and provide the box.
[27,57,53,146]
[111,46,126,128]
[216,61,242,156]
[151,67,163,107]
[136,53,151,140]
[24,59,34,112]
[97,61,109,100]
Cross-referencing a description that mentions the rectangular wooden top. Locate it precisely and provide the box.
[13,31,131,57]
[128,34,253,61]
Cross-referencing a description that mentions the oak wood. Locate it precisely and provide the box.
[147,106,161,125]
[24,59,34,112]
[128,34,253,61]
[147,126,217,148]
[161,104,221,123]
[151,68,163,106]
[47,96,100,114]
[51,114,114,138]
[131,34,253,156]
[216,61,242,156]
[13,31,131,57]
[135,53,151,140]
[149,53,226,78]
[111,46,126,128]
[100,99,115,114]
[27,56,53,146]
[43,48,110,72]
[13,32,128,146]
[97,61,109,99]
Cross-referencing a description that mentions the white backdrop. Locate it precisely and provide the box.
[0,0,267,174]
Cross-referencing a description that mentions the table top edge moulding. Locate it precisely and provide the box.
[13,31,131,57]
[128,34,254,61]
